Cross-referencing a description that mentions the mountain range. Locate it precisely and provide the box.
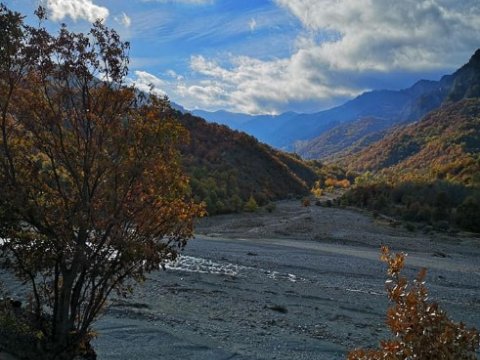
[176,49,480,216]
[191,49,480,161]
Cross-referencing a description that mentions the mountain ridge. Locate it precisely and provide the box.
[342,98,480,185]
[176,112,318,214]
[190,49,479,157]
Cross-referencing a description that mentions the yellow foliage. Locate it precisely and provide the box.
[348,246,480,359]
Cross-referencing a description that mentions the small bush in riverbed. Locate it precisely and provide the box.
[265,202,276,213]
[302,198,311,207]
[244,196,259,212]
[348,246,480,359]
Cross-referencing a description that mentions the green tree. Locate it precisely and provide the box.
[244,195,258,212]
[230,194,243,213]
[0,5,202,358]
[456,195,480,232]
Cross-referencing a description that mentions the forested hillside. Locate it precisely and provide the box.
[295,49,480,160]
[178,113,318,214]
[343,99,480,184]
[339,99,480,232]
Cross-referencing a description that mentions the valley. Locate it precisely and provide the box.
[1,3,480,360]
[90,201,480,359]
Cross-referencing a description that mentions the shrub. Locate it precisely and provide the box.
[456,195,480,232]
[244,196,258,212]
[404,223,416,232]
[348,246,480,359]
[265,202,276,213]
[302,198,311,207]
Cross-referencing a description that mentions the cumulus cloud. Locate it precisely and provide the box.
[45,0,109,22]
[114,12,131,28]
[141,0,214,4]
[175,55,358,114]
[275,0,480,71]
[129,71,167,97]
[174,0,480,114]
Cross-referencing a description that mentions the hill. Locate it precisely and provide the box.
[293,117,393,160]
[177,113,318,214]
[338,99,480,233]
[343,99,480,185]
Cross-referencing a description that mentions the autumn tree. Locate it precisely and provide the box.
[348,246,479,359]
[0,5,202,358]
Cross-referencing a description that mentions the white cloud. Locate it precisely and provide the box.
[45,0,109,22]
[248,18,257,32]
[141,0,214,4]
[175,54,359,114]
[114,12,131,28]
[275,0,480,72]
[173,0,480,114]
[129,71,167,97]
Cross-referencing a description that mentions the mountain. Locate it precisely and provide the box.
[192,83,446,151]
[191,79,449,151]
[191,109,300,147]
[339,98,480,233]
[293,117,393,160]
[446,49,480,102]
[177,112,318,214]
[191,109,259,129]
[194,50,480,156]
[342,99,480,185]
[297,50,480,160]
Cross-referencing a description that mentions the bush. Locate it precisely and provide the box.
[302,198,311,207]
[404,223,416,232]
[348,246,480,359]
[456,195,480,232]
[244,196,258,212]
[265,202,276,213]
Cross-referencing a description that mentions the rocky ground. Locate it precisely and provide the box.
[1,200,479,359]
[92,200,480,359]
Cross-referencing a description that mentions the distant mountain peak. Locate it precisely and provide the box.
[446,48,480,102]
[468,48,480,66]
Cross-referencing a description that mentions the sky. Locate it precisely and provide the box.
[4,0,480,114]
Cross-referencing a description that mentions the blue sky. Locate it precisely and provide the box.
[5,0,480,114]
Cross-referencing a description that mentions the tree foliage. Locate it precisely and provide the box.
[244,195,259,212]
[178,113,318,214]
[341,180,480,232]
[344,99,480,186]
[0,5,201,358]
[348,246,480,359]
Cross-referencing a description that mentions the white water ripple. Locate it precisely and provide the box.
[165,255,251,277]
[165,255,303,283]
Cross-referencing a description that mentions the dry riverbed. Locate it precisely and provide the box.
[2,200,479,359]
